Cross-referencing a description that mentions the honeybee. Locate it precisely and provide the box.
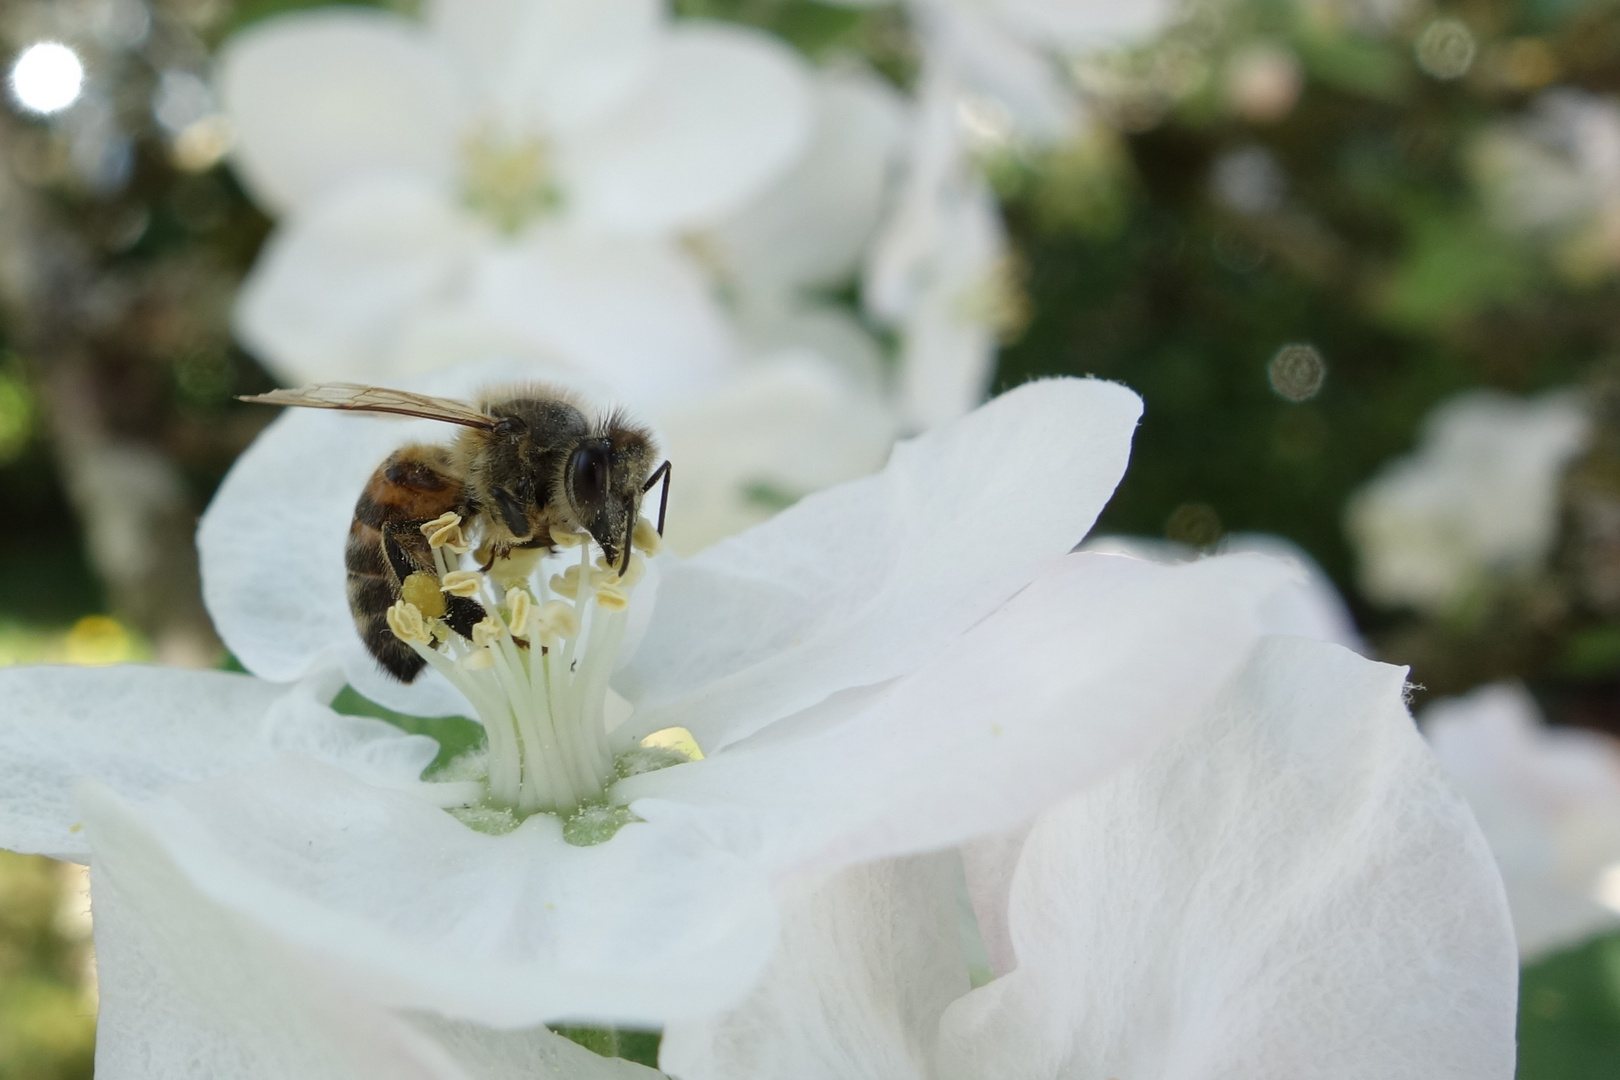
[241,383,670,683]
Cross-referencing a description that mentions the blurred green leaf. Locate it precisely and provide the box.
[1519,931,1620,1079]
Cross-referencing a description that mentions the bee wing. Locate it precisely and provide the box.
[239,384,497,430]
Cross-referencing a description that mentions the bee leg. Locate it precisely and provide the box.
[642,460,672,535]
[443,595,486,640]
[383,520,488,633]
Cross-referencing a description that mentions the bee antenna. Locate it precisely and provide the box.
[642,460,672,536]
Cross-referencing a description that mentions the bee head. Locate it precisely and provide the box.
[564,423,655,572]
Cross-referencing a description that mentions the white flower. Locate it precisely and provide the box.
[827,0,1175,141]
[694,64,906,371]
[865,67,1012,430]
[1345,388,1589,613]
[1474,89,1620,277]
[1424,683,1620,961]
[661,636,1519,1079]
[3,369,1302,1032]
[219,0,814,391]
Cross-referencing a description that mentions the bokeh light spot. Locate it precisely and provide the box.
[1268,343,1327,402]
[1416,18,1477,81]
[63,615,134,666]
[9,42,85,115]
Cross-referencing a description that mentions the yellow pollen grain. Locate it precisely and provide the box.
[440,570,482,597]
[386,600,431,645]
[505,588,533,638]
[533,599,580,642]
[632,518,662,555]
[471,617,504,649]
[551,529,586,549]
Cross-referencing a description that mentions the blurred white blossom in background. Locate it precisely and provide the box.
[1475,89,1620,281]
[826,0,1177,142]
[1345,389,1589,614]
[219,0,813,396]
[1424,683,1620,961]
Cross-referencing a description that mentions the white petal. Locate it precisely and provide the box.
[0,665,434,862]
[200,356,580,718]
[1423,683,1620,960]
[930,14,1078,142]
[621,552,1289,870]
[108,754,780,1027]
[218,9,466,214]
[1084,532,1366,652]
[937,637,1518,1080]
[704,66,907,295]
[624,377,1141,750]
[426,0,661,136]
[655,349,896,556]
[894,180,1005,428]
[986,0,1176,51]
[468,230,737,404]
[659,854,968,1080]
[83,782,654,1080]
[235,177,485,383]
[733,301,888,393]
[0,665,281,861]
[559,24,814,233]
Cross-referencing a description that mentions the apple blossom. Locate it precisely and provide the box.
[218,0,813,392]
[0,367,1304,1035]
[864,67,1011,431]
[825,0,1176,141]
[1424,682,1620,960]
[662,636,1519,1080]
[1474,89,1620,279]
[1345,388,1589,614]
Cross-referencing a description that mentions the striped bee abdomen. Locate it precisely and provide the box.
[345,444,484,682]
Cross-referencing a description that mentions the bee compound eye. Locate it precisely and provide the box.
[570,445,609,508]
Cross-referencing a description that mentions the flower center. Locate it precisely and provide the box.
[459,128,562,235]
[384,512,665,820]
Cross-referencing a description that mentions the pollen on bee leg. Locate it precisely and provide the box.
[386,601,432,645]
[504,588,533,638]
[632,518,662,556]
[471,617,504,649]
[401,573,448,618]
[440,569,482,597]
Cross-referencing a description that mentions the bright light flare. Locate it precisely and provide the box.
[9,42,85,115]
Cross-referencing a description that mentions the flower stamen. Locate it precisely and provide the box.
[385,519,656,818]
